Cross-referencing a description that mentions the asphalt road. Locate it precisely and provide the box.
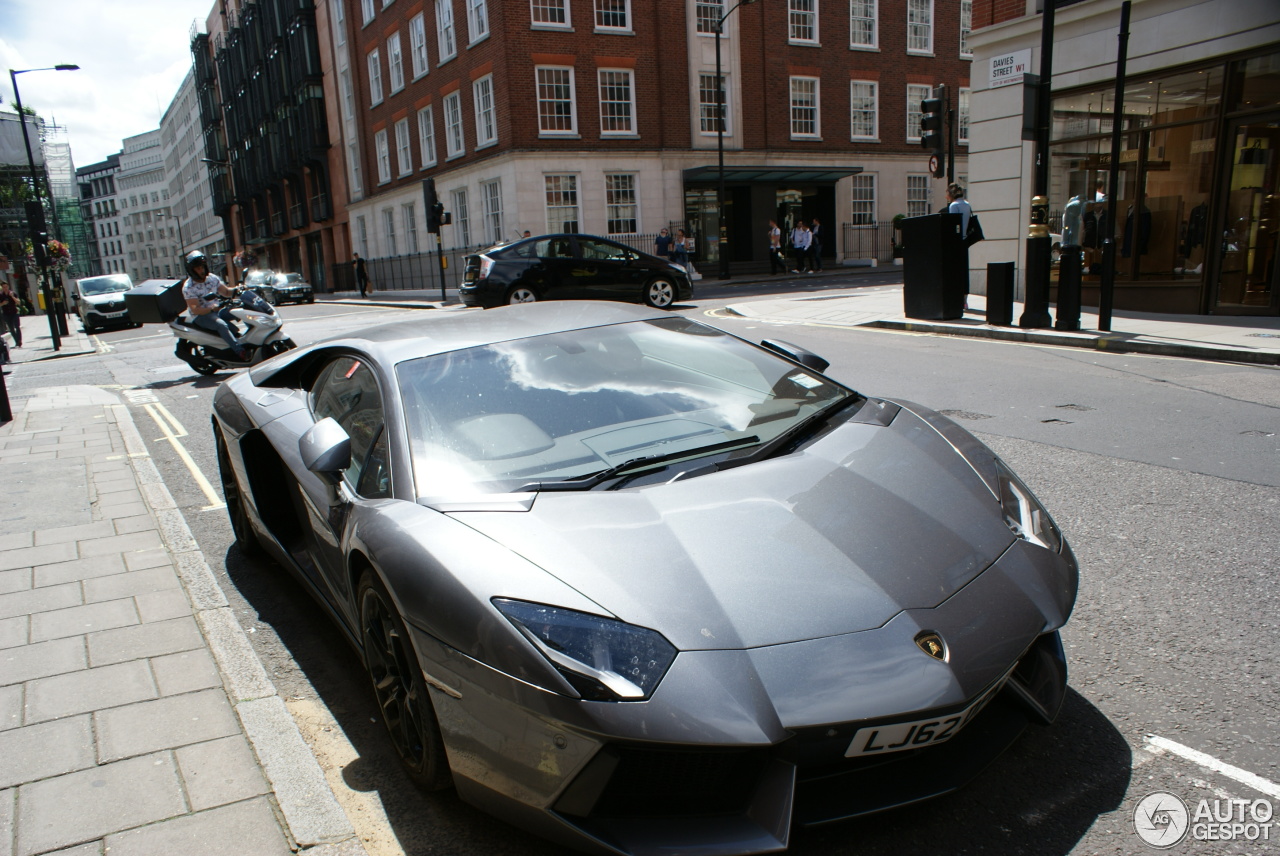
[9,282,1277,856]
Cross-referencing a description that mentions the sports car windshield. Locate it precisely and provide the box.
[397,317,855,497]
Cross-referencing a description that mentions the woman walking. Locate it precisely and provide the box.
[0,281,22,350]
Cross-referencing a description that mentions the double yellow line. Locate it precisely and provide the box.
[143,401,226,511]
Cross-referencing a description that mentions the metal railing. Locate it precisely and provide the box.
[841,220,899,264]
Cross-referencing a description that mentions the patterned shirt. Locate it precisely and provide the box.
[182,273,226,311]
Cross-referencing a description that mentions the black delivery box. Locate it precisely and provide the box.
[125,279,187,323]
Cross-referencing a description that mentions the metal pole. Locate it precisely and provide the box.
[1019,1,1055,328]
[715,15,728,280]
[10,69,60,352]
[1098,1,1131,332]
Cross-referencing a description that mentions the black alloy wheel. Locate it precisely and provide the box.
[176,340,221,375]
[359,572,452,790]
[215,427,263,556]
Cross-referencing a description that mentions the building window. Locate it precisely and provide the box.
[907,83,929,141]
[595,0,630,30]
[958,87,971,143]
[347,141,363,194]
[418,105,437,167]
[444,91,465,157]
[789,0,818,43]
[332,0,346,45]
[536,66,578,135]
[452,188,470,246]
[696,1,723,33]
[467,0,489,42]
[383,207,398,256]
[907,0,932,54]
[790,76,819,138]
[849,0,877,48]
[367,49,383,105]
[436,0,456,61]
[410,14,429,78]
[375,129,391,183]
[357,215,369,256]
[907,174,931,217]
[531,0,569,27]
[598,69,635,135]
[545,174,579,233]
[387,33,405,93]
[340,69,355,120]
[473,75,497,147]
[404,203,419,253]
[395,118,412,176]
[361,0,375,25]
[481,179,503,244]
[850,80,877,139]
[851,173,876,224]
[605,174,637,234]
[960,0,972,57]
[699,73,728,134]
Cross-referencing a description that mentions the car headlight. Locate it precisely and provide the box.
[995,459,1062,552]
[493,599,677,701]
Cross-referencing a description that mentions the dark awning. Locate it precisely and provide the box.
[682,165,863,183]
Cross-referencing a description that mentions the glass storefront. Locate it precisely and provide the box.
[1047,49,1280,314]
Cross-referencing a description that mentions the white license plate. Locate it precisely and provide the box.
[845,675,1008,757]
[104,311,126,318]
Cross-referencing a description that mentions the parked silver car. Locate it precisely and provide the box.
[212,301,1077,856]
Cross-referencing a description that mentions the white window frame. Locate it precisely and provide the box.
[443,91,465,158]
[958,87,971,143]
[436,0,457,62]
[907,0,933,55]
[417,105,437,167]
[960,0,973,58]
[789,76,820,139]
[347,141,363,195]
[467,0,490,43]
[332,0,346,45]
[404,203,419,253]
[536,66,578,137]
[906,83,930,142]
[906,174,932,218]
[452,188,471,246]
[387,33,405,93]
[696,0,724,34]
[481,179,503,244]
[850,173,876,225]
[367,49,383,106]
[473,75,497,147]
[394,118,412,176]
[410,13,429,79]
[598,69,635,136]
[340,69,355,120]
[594,0,631,31]
[605,173,638,235]
[788,0,818,44]
[544,174,579,234]
[531,0,571,28]
[383,207,398,256]
[698,72,728,135]
[850,80,878,140]
[375,129,391,184]
[361,0,375,26]
[849,0,877,49]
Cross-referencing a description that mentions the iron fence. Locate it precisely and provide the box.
[841,221,899,264]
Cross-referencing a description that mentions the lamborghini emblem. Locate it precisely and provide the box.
[915,632,948,662]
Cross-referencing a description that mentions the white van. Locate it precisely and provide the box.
[73,274,138,332]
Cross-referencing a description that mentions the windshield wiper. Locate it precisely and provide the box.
[713,395,863,473]
[513,435,761,493]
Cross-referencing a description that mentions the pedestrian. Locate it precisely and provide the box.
[809,217,824,272]
[353,252,369,298]
[768,220,785,273]
[946,184,974,311]
[671,229,690,268]
[790,221,811,273]
[0,280,22,349]
[181,251,248,361]
[654,228,673,260]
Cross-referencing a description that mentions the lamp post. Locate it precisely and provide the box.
[715,0,757,281]
[10,64,80,352]
[201,157,239,286]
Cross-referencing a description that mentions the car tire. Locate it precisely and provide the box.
[177,340,221,375]
[305,294,315,304]
[358,571,452,791]
[506,285,539,305]
[262,289,277,306]
[644,277,677,309]
[215,427,263,557]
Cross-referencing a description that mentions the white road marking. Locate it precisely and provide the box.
[1144,734,1280,799]
[143,401,225,510]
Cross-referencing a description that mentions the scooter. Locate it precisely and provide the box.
[170,287,296,375]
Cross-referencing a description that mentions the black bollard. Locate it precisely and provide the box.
[1055,246,1082,332]
[986,262,1015,326]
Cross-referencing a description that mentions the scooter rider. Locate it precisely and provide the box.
[181,251,247,361]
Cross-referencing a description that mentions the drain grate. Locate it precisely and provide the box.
[939,410,993,421]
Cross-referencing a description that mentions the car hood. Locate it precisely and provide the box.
[81,292,129,305]
[447,410,1016,651]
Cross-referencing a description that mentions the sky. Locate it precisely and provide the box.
[1,0,215,169]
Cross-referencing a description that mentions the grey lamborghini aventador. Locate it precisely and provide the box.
[212,301,1078,856]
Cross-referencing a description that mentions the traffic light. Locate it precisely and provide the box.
[920,87,946,178]
[423,177,450,233]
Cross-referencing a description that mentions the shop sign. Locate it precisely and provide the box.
[990,50,1032,88]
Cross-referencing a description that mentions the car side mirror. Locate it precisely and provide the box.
[300,417,351,497]
[759,339,830,374]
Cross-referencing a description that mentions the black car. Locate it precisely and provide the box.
[246,271,315,305]
[461,233,693,309]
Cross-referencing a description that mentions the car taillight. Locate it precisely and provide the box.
[479,256,494,279]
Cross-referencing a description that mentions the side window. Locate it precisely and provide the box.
[310,356,390,498]
[578,238,626,261]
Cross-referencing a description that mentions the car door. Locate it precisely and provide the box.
[572,237,645,301]
[294,354,394,628]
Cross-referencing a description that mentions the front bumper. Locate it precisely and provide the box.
[82,299,132,327]
[408,538,1076,856]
